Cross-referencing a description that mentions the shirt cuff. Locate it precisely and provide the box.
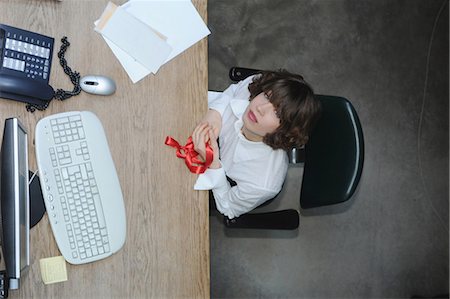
[193,166,227,190]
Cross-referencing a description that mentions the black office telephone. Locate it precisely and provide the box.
[0,24,81,112]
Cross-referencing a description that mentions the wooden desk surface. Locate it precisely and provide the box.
[0,0,209,298]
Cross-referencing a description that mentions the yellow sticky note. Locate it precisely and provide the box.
[39,256,68,285]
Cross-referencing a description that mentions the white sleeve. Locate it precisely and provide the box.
[194,165,228,191]
[193,165,280,219]
[212,182,279,219]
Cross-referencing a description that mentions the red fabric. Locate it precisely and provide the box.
[165,136,214,174]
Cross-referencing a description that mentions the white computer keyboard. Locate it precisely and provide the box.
[35,111,126,265]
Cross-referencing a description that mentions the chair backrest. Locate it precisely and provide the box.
[300,95,364,209]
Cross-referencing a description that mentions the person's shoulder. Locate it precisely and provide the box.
[250,148,288,189]
[232,75,256,95]
[270,149,289,171]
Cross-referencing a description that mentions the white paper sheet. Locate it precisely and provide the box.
[124,0,210,63]
[97,0,210,83]
[102,36,152,83]
[95,2,172,74]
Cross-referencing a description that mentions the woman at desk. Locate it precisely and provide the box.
[193,70,321,219]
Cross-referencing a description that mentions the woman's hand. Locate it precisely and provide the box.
[192,122,220,169]
[207,126,220,169]
[201,109,221,137]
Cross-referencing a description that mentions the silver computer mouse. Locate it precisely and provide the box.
[80,75,116,96]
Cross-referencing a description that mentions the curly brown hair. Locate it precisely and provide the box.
[248,70,321,150]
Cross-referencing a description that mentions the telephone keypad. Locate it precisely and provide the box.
[2,32,52,80]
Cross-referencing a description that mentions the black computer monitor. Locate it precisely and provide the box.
[0,117,30,291]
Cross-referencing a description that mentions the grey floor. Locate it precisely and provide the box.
[207,0,449,298]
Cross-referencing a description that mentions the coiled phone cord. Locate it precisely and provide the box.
[26,37,81,112]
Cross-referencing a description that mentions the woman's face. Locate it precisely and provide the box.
[242,92,280,141]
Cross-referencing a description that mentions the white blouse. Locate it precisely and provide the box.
[194,75,288,219]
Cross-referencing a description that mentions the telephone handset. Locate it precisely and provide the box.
[0,73,54,101]
[0,24,55,107]
[0,24,80,112]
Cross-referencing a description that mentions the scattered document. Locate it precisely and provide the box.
[124,0,210,63]
[95,0,210,83]
[95,2,172,74]
[40,256,68,285]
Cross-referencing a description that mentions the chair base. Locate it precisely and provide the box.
[224,209,299,230]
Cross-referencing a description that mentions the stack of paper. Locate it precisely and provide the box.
[95,0,210,83]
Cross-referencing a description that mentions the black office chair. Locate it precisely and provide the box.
[220,67,364,230]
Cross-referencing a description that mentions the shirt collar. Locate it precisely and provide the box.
[232,116,274,163]
[230,99,249,119]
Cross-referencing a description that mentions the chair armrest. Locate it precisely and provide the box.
[224,209,299,230]
[229,67,261,81]
[288,147,305,164]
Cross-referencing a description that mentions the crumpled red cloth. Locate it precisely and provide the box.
[165,136,214,174]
